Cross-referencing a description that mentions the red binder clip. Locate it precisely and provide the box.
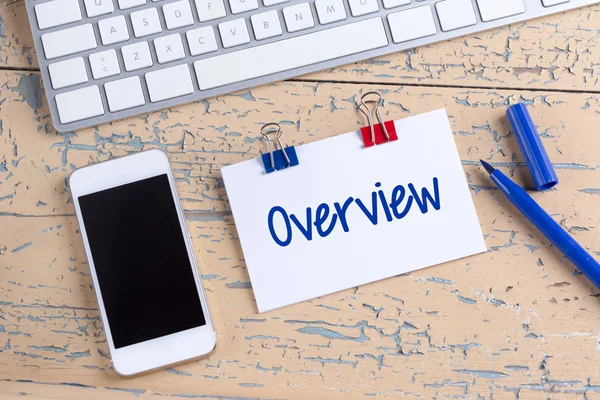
[357,91,398,148]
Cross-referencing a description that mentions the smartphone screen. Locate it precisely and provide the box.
[78,174,206,349]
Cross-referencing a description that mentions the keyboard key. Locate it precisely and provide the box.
[229,0,259,14]
[163,0,194,29]
[251,10,282,40]
[315,0,347,24]
[89,49,120,79]
[219,18,251,48]
[83,0,114,17]
[283,3,314,32]
[41,24,97,60]
[48,57,88,89]
[436,0,477,31]
[118,0,146,9]
[98,15,130,45]
[35,0,82,30]
[194,17,388,90]
[105,76,146,112]
[55,86,104,124]
[476,0,525,22]
[348,0,378,17]
[263,0,288,5]
[382,0,409,9]
[122,41,153,71]
[542,0,569,6]
[195,0,227,22]
[154,34,185,63]
[131,8,162,37]
[146,64,194,102]
[186,26,218,55]
[388,5,437,43]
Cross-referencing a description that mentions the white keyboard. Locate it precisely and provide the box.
[25,0,599,132]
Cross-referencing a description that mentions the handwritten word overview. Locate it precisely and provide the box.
[267,178,441,247]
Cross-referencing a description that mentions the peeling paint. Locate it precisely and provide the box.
[11,74,43,110]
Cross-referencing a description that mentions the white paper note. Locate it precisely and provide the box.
[222,109,486,312]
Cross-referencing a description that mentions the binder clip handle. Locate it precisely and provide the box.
[358,91,391,145]
[260,123,299,174]
[262,123,290,169]
[357,91,398,148]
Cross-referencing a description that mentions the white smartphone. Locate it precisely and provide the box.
[70,149,216,376]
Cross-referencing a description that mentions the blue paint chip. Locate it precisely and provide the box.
[457,295,477,305]
[11,74,43,110]
[297,326,369,342]
[453,369,508,379]
[11,242,34,253]
[28,345,67,353]
[226,281,252,289]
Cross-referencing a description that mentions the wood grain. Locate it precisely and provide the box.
[2,68,600,398]
[3,2,600,398]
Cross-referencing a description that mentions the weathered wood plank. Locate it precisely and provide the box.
[2,70,600,398]
[0,0,35,69]
[2,2,600,91]
[0,380,163,399]
[2,204,600,398]
[1,71,600,216]
[3,179,600,398]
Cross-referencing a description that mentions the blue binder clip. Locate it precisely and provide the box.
[260,123,299,174]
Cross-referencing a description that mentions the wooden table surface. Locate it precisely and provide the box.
[2,2,600,399]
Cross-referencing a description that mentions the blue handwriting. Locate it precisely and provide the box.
[267,177,441,247]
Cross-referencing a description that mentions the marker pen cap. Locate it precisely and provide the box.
[506,103,558,191]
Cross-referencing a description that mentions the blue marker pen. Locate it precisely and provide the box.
[480,160,600,289]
